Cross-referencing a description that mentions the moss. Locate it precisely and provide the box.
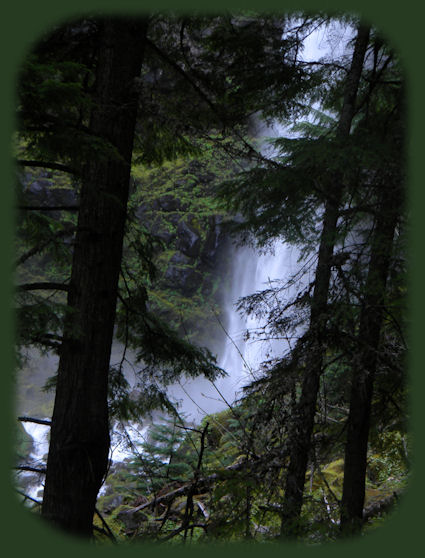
[15,421,34,461]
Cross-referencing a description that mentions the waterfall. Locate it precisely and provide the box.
[163,238,300,420]
[16,218,301,504]
[17,217,301,501]
[18,420,50,502]
[215,238,298,403]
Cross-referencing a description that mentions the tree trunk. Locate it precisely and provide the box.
[340,180,402,534]
[280,23,370,538]
[41,18,148,537]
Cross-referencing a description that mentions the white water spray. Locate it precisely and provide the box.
[162,238,301,421]
[215,239,298,402]
[18,420,50,501]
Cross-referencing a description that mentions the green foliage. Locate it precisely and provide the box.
[218,164,319,248]
[134,125,201,167]
[15,421,34,461]
[18,49,95,169]
[368,431,410,483]
[119,137,243,347]
[97,389,410,544]
[123,417,195,495]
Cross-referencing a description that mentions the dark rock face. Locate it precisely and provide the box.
[158,194,187,212]
[21,172,78,208]
[161,213,230,300]
[176,218,202,258]
[167,252,191,267]
[18,171,78,224]
[117,508,149,533]
[18,165,233,345]
[201,215,224,266]
[163,252,202,296]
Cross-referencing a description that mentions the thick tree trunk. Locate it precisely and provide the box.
[41,18,148,537]
[280,23,370,538]
[340,182,402,534]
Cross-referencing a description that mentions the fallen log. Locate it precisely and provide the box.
[363,490,401,522]
[124,446,289,516]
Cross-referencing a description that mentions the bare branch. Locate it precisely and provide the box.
[16,489,42,506]
[18,205,79,212]
[124,448,288,517]
[18,416,52,426]
[14,466,47,474]
[16,282,69,293]
[160,522,207,542]
[94,507,117,543]
[16,159,76,175]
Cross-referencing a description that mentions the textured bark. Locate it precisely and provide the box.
[280,23,370,537]
[340,181,402,534]
[41,18,148,537]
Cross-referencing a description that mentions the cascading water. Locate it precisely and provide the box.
[16,226,301,506]
[18,420,50,502]
[214,239,298,404]
[157,236,301,425]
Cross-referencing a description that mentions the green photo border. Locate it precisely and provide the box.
[0,1,420,557]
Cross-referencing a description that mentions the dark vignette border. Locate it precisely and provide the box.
[0,1,421,558]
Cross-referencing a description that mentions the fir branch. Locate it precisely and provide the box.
[298,60,349,73]
[146,37,275,167]
[146,37,221,124]
[26,333,63,349]
[15,226,76,268]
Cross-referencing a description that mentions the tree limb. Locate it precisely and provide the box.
[182,422,209,542]
[160,522,207,542]
[25,333,63,350]
[15,226,76,268]
[362,491,400,521]
[124,449,287,516]
[14,466,47,474]
[18,416,52,426]
[16,489,42,505]
[16,282,69,293]
[94,506,117,543]
[146,37,276,168]
[18,205,79,212]
[145,38,220,123]
[16,159,76,175]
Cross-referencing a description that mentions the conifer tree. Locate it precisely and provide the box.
[279,22,371,537]
[39,17,149,536]
[218,19,406,538]
[340,58,406,533]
